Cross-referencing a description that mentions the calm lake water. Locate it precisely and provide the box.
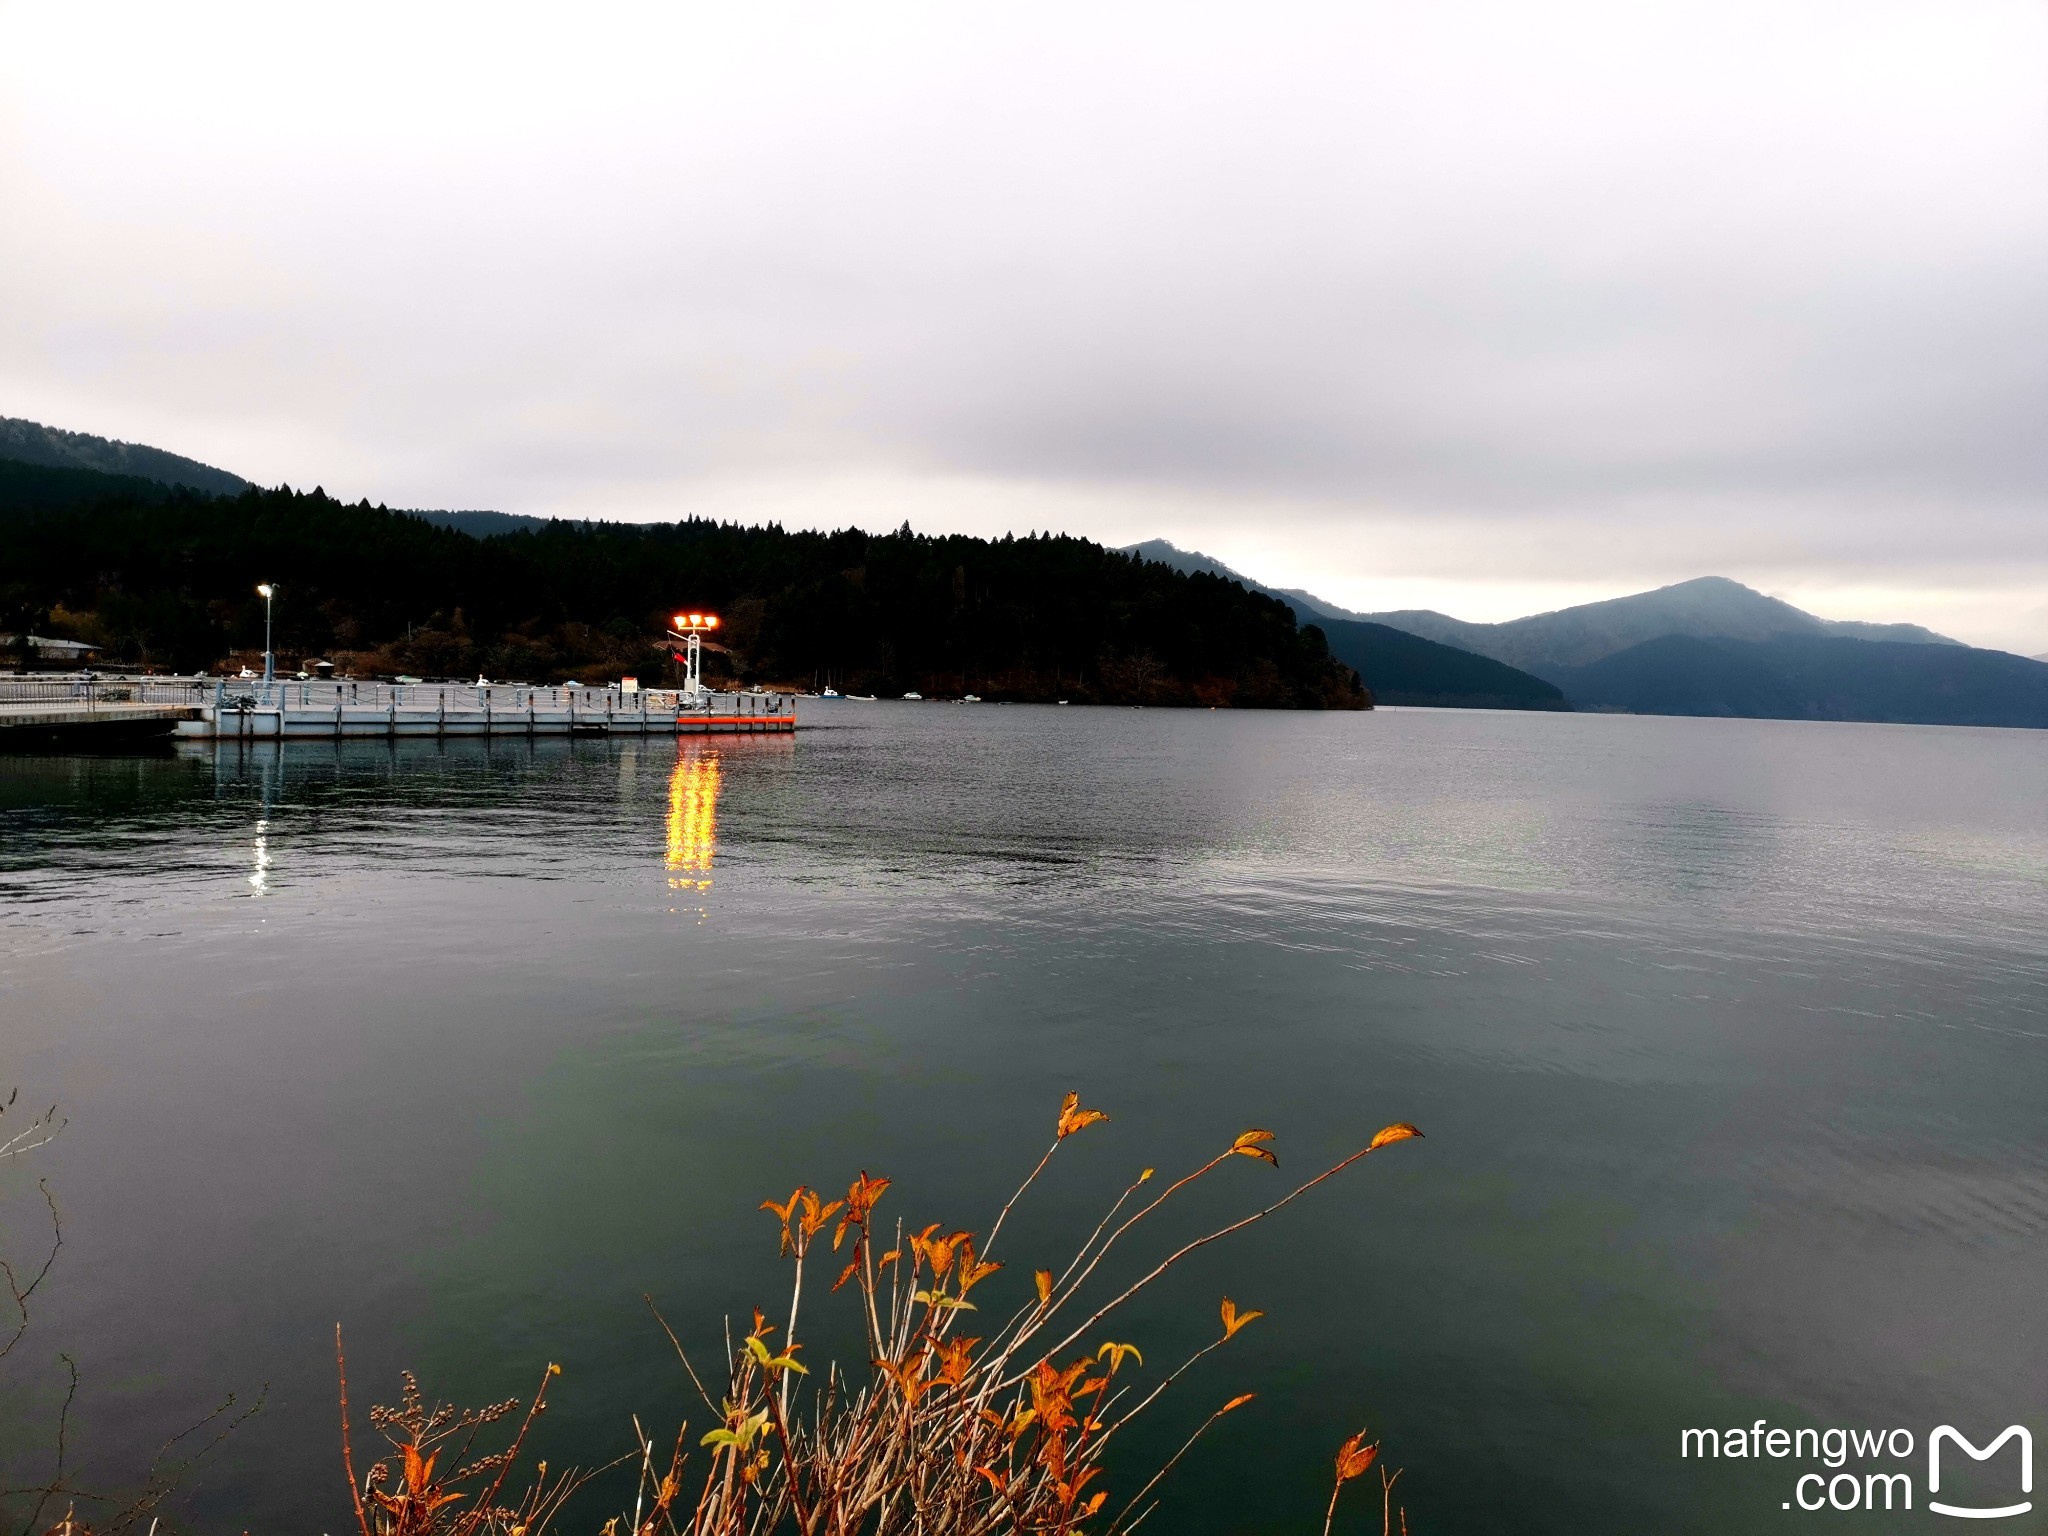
[3,704,2046,1533]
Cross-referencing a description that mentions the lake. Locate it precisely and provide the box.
[3,703,2046,1533]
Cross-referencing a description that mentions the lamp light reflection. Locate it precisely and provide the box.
[666,747,721,896]
[249,818,272,896]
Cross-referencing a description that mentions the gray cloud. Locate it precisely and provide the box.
[3,0,2044,645]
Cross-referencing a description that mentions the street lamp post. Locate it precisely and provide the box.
[256,583,276,684]
[667,611,721,701]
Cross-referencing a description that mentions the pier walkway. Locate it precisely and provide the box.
[0,677,797,741]
[0,678,202,740]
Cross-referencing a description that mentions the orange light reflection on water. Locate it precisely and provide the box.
[666,746,721,893]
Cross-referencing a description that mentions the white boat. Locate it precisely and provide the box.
[822,687,841,698]
[963,694,982,703]
[903,691,923,701]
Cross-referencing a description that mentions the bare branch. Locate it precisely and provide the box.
[0,1179,62,1361]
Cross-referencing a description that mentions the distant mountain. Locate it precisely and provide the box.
[0,451,547,548]
[1116,541,1366,624]
[1549,633,2048,729]
[1313,619,1567,709]
[1366,576,1960,679]
[0,420,559,538]
[1123,551,2037,727]
[1122,540,1256,588]
[0,416,247,496]
[1271,588,1373,624]
[1124,539,1565,709]
[1824,618,1965,645]
[410,509,555,538]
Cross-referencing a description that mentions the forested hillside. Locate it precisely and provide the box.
[1310,618,1567,709]
[0,416,248,496]
[0,468,1367,708]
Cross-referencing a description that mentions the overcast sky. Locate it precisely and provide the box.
[4,1,2045,648]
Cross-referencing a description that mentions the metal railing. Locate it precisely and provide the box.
[203,680,789,714]
[0,675,210,707]
[0,674,796,725]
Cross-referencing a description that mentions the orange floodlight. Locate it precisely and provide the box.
[671,611,720,631]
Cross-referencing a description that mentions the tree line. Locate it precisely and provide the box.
[0,463,1367,708]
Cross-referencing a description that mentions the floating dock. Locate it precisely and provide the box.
[0,677,797,742]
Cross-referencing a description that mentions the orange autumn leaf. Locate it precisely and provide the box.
[960,1257,1002,1292]
[1230,1128,1279,1166]
[1219,1296,1264,1340]
[1369,1122,1424,1150]
[1219,1392,1257,1415]
[1336,1432,1380,1482]
[910,1225,975,1281]
[403,1444,436,1491]
[834,1170,891,1250]
[1035,1268,1055,1305]
[832,1259,860,1292]
[875,1354,935,1406]
[1056,1092,1109,1139]
[798,1189,844,1239]
[936,1335,981,1386]
[760,1187,804,1254]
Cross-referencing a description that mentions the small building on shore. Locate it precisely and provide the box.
[1,633,102,667]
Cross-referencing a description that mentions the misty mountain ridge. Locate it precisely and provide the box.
[1,415,248,497]
[409,509,555,537]
[1121,540,1256,589]
[0,420,550,536]
[1122,544,1961,672]
[1271,587,1375,624]
[1123,540,1377,624]
[1366,575,1961,678]
[1121,539,1566,710]
[1124,540,2048,728]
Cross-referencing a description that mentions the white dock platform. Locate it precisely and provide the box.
[1,677,797,741]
